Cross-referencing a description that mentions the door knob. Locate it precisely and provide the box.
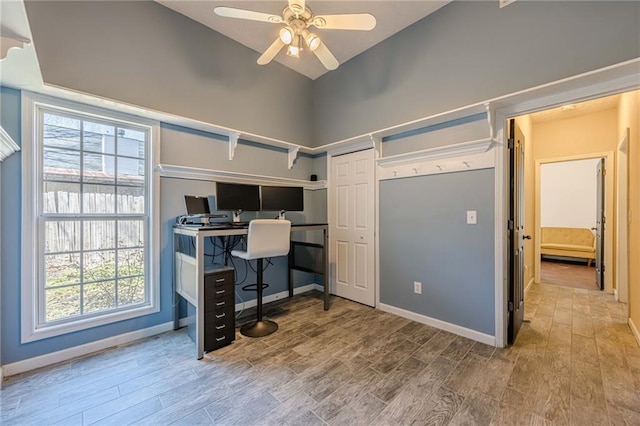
[523,235,532,240]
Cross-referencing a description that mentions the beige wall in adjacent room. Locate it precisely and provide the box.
[618,90,640,343]
[532,108,619,293]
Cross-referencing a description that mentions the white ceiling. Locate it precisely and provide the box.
[155,0,451,80]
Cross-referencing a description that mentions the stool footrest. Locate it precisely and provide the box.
[241,283,269,292]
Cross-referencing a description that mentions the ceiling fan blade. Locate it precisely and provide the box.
[312,14,376,31]
[214,7,282,24]
[257,38,285,65]
[288,0,306,15]
[313,41,339,71]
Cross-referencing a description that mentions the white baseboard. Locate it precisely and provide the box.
[629,317,640,347]
[176,283,324,328]
[234,283,322,312]
[378,303,496,346]
[2,321,175,378]
[525,277,535,295]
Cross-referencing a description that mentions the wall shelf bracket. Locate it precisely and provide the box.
[228,132,240,161]
[484,102,494,140]
[287,147,299,170]
[0,125,20,162]
[369,134,382,158]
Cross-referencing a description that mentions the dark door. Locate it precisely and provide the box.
[508,119,526,345]
[595,158,605,290]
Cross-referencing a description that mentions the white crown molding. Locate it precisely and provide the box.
[156,164,327,190]
[0,125,20,162]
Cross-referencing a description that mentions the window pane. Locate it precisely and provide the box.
[45,253,81,287]
[83,153,115,184]
[83,185,115,214]
[117,248,144,277]
[46,286,81,322]
[84,281,116,313]
[83,221,116,250]
[43,147,81,182]
[43,113,80,150]
[117,128,145,159]
[83,121,115,154]
[83,250,116,283]
[45,220,80,253]
[118,276,145,306]
[117,186,144,214]
[43,183,81,214]
[117,220,144,248]
[117,157,145,186]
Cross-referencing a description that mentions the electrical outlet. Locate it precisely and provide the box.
[414,281,422,294]
[467,210,477,225]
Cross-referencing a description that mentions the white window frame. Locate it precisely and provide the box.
[21,92,160,343]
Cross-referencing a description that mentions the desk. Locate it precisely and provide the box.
[173,223,329,359]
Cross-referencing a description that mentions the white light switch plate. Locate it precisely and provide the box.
[467,210,477,225]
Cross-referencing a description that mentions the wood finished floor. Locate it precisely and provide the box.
[1,284,639,426]
[540,259,599,291]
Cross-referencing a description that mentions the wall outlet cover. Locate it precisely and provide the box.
[413,281,422,294]
[467,210,477,225]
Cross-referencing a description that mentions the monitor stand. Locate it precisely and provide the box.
[277,210,286,220]
[231,210,249,227]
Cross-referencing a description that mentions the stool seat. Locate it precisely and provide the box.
[233,219,291,337]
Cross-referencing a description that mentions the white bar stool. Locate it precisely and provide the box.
[232,219,291,337]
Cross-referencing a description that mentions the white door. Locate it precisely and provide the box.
[329,148,375,307]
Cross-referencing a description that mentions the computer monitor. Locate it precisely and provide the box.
[184,195,210,215]
[261,186,304,219]
[215,182,260,222]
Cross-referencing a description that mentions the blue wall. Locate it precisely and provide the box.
[1,87,176,364]
[379,169,495,335]
[0,87,325,364]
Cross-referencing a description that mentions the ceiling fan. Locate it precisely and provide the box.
[214,0,376,71]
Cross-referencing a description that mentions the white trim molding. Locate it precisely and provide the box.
[0,125,20,161]
[21,92,161,343]
[2,322,174,378]
[378,303,496,346]
[156,164,327,190]
[629,317,640,347]
[376,138,496,181]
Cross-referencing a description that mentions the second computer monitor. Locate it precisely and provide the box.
[215,182,261,212]
[261,186,304,212]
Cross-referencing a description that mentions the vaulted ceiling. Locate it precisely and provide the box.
[155,1,451,80]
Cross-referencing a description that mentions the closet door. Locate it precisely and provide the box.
[329,148,375,307]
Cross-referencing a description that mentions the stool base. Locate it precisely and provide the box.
[240,319,278,337]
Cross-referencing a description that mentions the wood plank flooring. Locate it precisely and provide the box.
[1,283,639,425]
[540,259,599,291]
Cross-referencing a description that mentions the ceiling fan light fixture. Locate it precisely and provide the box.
[302,30,320,51]
[279,27,294,44]
[287,44,300,58]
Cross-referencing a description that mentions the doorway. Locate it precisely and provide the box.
[504,90,633,345]
[537,157,605,291]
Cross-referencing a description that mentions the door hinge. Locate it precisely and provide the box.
[507,138,514,149]
[508,301,514,311]
[508,220,514,230]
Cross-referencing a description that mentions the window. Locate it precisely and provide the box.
[22,94,159,342]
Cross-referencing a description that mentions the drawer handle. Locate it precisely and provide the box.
[216,302,225,307]
[215,313,225,319]
[215,290,225,295]
[215,324,225,330]
[215,336,226,342]
[215,278,225,283]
